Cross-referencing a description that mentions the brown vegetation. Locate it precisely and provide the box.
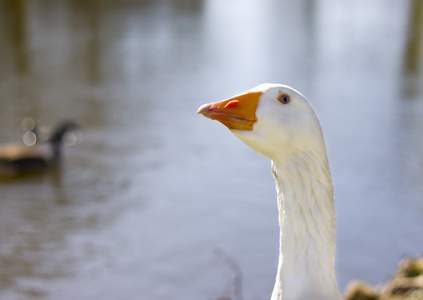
[344,256,423,300]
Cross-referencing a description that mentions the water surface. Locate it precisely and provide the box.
[0,0,423,299]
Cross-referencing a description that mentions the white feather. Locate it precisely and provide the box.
[230,84,342,300]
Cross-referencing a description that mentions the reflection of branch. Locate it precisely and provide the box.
[8,0,29,74]
[404,0,423,77]
[214,248,244,300]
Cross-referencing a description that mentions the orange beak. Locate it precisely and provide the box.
[197,91,262,130]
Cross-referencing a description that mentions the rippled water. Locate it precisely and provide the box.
[0,0,423,299]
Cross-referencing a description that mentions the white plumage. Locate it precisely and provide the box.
[198,84,341,300]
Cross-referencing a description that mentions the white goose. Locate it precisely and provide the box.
[198,84,342,300]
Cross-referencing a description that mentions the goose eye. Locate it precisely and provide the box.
[277,94,290,104]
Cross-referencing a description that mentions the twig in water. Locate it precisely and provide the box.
[214,248,244,300]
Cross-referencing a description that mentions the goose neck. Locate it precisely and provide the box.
[270,151,341,300]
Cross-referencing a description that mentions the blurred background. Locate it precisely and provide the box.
[0,0,422,299]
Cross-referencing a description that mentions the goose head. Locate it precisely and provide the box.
[197,83,325,161]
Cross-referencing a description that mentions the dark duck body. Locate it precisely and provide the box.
[0,121,78,177]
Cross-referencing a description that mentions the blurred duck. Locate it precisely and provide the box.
[0,120,79,177]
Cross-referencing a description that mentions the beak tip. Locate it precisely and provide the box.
[197,103,210,115]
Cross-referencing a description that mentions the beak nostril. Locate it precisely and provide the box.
[224,100,239,108]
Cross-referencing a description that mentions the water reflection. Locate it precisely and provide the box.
[0,172,116,298]
[0,1,422,299]
[0,1,208,299]
[403,0,423,77]
[1,0,29,74]
[402,0,423,97]
[396,0,423,215]
[69,0,102,85]
[0,183,70,298]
